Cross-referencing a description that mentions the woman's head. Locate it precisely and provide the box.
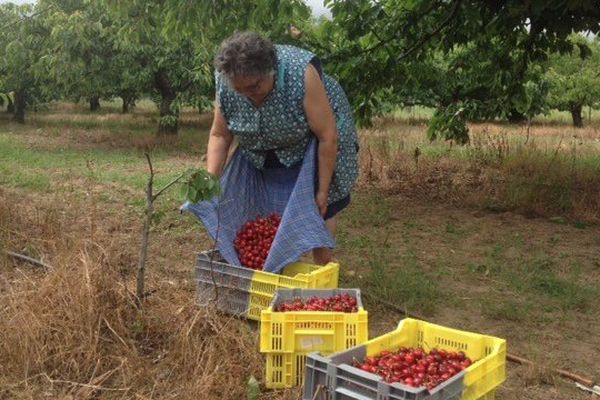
[215,32,276,101]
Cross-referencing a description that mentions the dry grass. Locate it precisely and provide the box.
[0,190,264,400]
[358,120,600,223]
[2,104,599,399]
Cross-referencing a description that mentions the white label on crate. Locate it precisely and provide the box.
[301,337,325,349]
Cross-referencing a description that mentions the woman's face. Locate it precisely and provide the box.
[230,73,274,105]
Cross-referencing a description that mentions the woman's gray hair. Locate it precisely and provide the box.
[214,31,277,79]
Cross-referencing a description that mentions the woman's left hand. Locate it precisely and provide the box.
[316,191,328,217]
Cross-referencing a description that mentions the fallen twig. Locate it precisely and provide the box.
[508,354,595,387]
[5,251,53,270]
[42,373,130,392]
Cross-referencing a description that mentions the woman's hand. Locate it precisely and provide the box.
[316,191,328,217]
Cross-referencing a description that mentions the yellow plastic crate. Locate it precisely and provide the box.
[262,289,368,389]
[362,319,506,400]
[247,262,340,320]
[195,251,339,321]
[477,390,495,400]
[260,288,368,353]
[265,352,309,389]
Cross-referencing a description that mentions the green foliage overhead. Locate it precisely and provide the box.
[310,0,600,139]
[103,0,311,43]
[427,103,469,145]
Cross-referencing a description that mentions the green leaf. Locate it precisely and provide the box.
[246,375,260,400]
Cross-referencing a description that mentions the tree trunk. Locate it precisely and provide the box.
[507,109,526,124]
[570,103,583,128]
[158,94,178,135]
[121,94,136,113]
[89,96,101,112]
[154,70,179,135]
[13,90,26,124]
[122,96,130,114]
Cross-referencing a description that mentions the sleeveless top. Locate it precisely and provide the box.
[216,44,358,204]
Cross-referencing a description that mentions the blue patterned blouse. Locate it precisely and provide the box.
[216,45,358,204]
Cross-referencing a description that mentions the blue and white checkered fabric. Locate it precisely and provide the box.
[182,137,335,273]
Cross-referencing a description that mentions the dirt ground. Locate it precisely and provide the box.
[1,113,599,399]
[2,183,598,399]
[339,198,600,400]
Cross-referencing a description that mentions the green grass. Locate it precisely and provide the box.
[468,245,600,314]
[365,246,440,315]
[0,163,52,191]
[0,134,180,193]
[344,193,393,228]
[480,298,533,322]
[336,230,372,249]
[445,220,466,238]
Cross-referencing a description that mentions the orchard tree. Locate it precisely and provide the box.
[546,36,600,127]
[45,2,114,111]
[0,3,51,123]
[40,0,146,113]
[103,0,311,135]
[318,0,600,142]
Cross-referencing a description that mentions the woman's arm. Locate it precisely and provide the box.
[303,64,338,216]
[206,103,234,177]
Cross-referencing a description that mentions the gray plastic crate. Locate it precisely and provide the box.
[270,288,365,309]
[195,250,253,318]
[303,347,465,400]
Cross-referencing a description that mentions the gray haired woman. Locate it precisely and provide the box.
[206,31,358,265]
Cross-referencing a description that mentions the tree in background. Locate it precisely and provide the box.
[317,0,600,142]
[40,0,154,114]
[546,35,600,127]
[0,3,52,123]
[101,0,311,135]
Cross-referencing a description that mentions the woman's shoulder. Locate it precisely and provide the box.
[275,44,316,67]
[323,73,346,97]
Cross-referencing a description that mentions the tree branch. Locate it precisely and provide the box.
[145,153,154,177]
[5,251,53,270]
[396,0,463,61]
[136,153,155,302]
[326,1,452,62]
[153,173,184,201]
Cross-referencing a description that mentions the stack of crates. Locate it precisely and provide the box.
[303,318,507,400]
[260,288,369,388]
[195,251,340,320]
